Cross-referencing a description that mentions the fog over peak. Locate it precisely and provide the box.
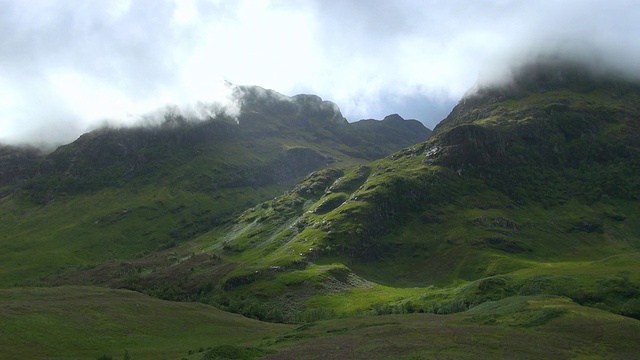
[1,0,639,147]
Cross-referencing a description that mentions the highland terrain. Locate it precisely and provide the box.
[1,60,640,359]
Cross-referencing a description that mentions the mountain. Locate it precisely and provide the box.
[21,86,430,202]
[351,113,432,155]
[59,59,639,320]
[0,86,429,286]
[2,64,640,358]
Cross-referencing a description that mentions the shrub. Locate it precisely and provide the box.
[621,299,640,319]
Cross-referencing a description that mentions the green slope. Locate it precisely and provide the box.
[264,296,640,359]
[0,286,290,360]
[3,61,640,358]
[3,288,639,359]
[110,60,639,322]
[0,86,429,286]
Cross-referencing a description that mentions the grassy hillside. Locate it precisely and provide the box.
[264,295,640,359]
[0,87,428,287]
[0,286,290,360]
[43,62,640,333]
[3,288,639,359]
[2,62,640,358]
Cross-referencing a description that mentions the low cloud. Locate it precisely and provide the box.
[1,0,639,146]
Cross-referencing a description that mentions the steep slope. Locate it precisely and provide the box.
[0,144,43,194]
[0,86,429,286]
[109,59,640,322]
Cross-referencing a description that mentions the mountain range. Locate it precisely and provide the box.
[1,60,639,359]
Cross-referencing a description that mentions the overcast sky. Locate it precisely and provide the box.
[1,0,639,146]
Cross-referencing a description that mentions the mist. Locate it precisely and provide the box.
[1,0,639,147]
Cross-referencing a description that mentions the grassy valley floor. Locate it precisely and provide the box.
[2,287,639,359]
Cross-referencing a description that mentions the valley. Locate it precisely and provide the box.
[1,61,640,359]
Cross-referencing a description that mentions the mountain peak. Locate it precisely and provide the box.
[463,57,637,104]
[234,85,347,125]
[432,58,640,137]
[291,94,346,124]
[382,114,405,122]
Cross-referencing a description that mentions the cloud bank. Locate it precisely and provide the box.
[1,0,639,146]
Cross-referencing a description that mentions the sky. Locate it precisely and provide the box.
[1,0,639,147]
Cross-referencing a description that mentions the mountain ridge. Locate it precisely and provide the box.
[2,63,640,358]
[145,61,640,321]
[0,85,431,287]
[3,86,430,202]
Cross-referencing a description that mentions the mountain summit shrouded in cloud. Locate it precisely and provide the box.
[1,0,639,146]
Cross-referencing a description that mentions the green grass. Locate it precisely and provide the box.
[190,166,640,321]
[0,286,291,360]
[4,287,639,359]
[0,183,285,287]
[109,124,636,324]
[261,295,640,359]
[30,143,636,324]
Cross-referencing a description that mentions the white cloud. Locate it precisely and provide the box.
[1,0,640,146]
